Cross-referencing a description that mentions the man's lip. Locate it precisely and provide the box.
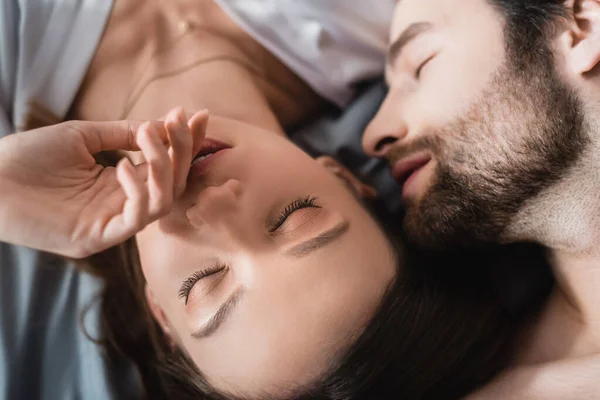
[391,152,432,184]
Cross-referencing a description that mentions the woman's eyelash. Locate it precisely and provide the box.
[178,264,227,304]
[269,196,320,233]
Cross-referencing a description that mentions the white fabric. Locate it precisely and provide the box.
[0,0,113,135]
[215,0,395,107]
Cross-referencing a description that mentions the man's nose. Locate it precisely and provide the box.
[362,96,408,158]
[186,179,243,228]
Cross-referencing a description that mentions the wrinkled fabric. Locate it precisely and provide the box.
[0,0,113,135]
[0,244,140,400]
[215,0,395,107]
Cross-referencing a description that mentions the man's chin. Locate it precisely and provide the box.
[401,207,455,250]
[400,201,498,251]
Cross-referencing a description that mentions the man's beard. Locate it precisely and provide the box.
[400,48,589,249]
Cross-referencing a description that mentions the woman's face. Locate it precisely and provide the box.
[136,116,396,396]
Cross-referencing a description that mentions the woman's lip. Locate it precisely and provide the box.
[192,137,231,159]
[188,148,231,180]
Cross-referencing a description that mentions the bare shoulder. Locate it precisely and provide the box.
[465,356,600,400]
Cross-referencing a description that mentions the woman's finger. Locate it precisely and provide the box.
[188,110,210,158]
[72,119,168,154]
[165,108,193,198]
[103,157,150,245]
[137,122,174,219]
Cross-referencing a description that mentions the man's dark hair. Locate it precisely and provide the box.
[488,0,568,60]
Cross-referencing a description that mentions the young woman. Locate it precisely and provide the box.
[0,109,539,399]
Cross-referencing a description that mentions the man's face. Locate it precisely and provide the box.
[363,0,587,248]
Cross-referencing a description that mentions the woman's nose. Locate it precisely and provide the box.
[186,179,243,228]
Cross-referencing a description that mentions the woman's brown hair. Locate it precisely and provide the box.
[81,159,552,399]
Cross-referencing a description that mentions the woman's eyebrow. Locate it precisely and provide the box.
[285,220,351,258]
[190,221,350,339]
[191,287,245,340]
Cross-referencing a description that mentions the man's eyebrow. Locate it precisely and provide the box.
[285,220,351,258]
[387,22,434,67]
[191,287,245,340]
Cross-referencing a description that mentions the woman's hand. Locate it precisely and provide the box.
[0,108,208,258]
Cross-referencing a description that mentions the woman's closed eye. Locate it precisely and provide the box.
[178,264,228,304]
[268,196,321,233]
[176,196,320,304]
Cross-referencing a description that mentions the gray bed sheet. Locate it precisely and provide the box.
[292,82,402,213]
[0,82,393,400]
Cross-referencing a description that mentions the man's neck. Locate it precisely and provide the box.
[507,137,600,255]
[508,133,600,364]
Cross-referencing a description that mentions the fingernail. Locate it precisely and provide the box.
[177,109,187,127]
[137,123,151,142]
[193,109,209,119]
[146,125,161,143]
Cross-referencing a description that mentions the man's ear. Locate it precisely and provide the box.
[145,285,176,348]
[316,156,377,199]
[563,0,600,74]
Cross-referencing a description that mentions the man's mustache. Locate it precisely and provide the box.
[384,134,444,165]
